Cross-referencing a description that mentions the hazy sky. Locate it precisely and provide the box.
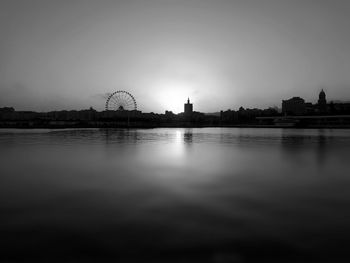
[1,0,350,113]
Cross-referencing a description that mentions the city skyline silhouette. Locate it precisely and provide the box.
[1,2,350,262]
[1,0,350,113]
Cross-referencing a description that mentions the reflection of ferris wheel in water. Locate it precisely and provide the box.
[105,91,137,111]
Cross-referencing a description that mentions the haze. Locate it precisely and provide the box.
[1,0,350,113]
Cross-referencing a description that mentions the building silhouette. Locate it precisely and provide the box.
[2,89,350,128]
[282,97,306,115]
[281,90,334,116]
[318,89,327,114]
[184,98,193,115]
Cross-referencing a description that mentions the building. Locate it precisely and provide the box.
[330,102,350,115]
[184,98,193,115]
[0,107,15,113]
[318,89,327,114]
[305,102,315,115]
[282,97,306,115]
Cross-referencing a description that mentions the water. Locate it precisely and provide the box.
[1,128,350,262]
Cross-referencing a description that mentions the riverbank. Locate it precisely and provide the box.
[1,121,350,129]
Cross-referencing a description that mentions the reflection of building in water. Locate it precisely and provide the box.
[280,129,331,167]
[184,98,193,115]
[183,129,193,144]
[317,131,327,166]
[103,128,138,146]
[280,130,306,157]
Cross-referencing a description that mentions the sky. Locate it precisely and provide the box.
[0,0,350,113]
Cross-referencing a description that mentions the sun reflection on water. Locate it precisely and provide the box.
[166,129,187,164]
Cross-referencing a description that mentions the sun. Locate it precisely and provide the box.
[156,82,193,113]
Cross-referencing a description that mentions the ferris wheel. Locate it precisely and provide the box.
[105,91,137,111]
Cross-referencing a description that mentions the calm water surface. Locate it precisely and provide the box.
[1,128,350,262]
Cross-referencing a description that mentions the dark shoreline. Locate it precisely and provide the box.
[1,123,350,129]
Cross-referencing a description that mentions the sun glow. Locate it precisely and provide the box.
[156,82,193,113]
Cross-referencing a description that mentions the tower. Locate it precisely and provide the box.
[184,98,193,115]
[318,89,327,114]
